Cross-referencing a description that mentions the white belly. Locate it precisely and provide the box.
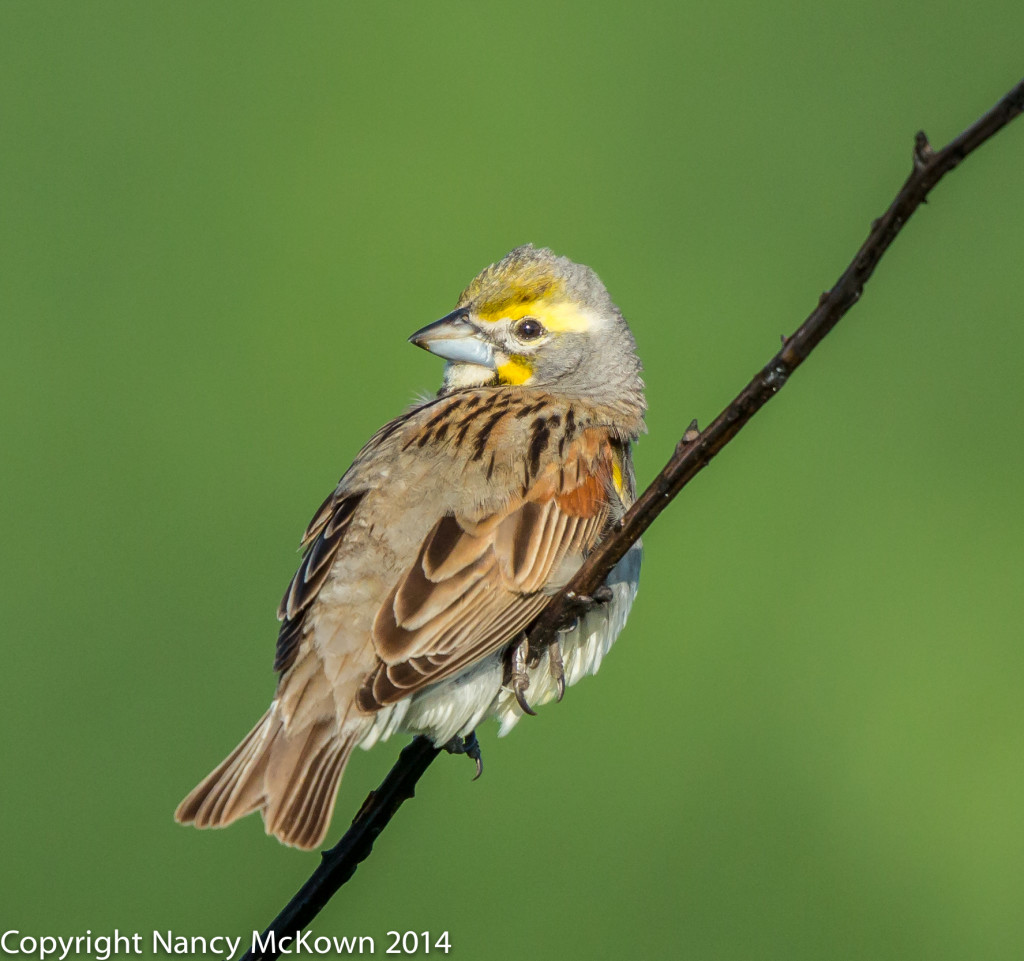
[357,542,642,749]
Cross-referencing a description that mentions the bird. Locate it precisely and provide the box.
[175,244,646,849]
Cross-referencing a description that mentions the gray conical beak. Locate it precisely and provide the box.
[409,309,496,368]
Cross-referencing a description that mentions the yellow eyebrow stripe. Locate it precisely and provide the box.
[478,299,593,333]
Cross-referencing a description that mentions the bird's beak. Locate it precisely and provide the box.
[408,309,495,369]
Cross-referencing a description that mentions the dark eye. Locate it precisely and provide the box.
[513,318,545,341]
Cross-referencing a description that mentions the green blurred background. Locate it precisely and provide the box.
[2,2,1023,958]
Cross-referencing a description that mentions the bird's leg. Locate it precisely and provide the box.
[509,636,537,716]
[442,730,484,780]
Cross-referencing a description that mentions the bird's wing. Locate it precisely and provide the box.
[356,436,617,711]
[271,402,448,674]
[274,489,367,673]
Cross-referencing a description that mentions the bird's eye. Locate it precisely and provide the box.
[513,318,545,341]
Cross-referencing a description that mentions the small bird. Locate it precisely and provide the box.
[175,245,646,849]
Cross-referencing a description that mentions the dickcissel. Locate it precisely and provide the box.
[175,245,646,849]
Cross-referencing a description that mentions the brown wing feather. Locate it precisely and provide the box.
[272,406,434,673]
[357,440,616,710]
[274,490,366,673]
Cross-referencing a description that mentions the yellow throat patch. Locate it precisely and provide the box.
[496,355,534,385]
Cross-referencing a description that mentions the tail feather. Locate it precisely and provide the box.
[175,710,358,850]
[174,709,275,829]
[205,712,275,826]
[267,729,355,850]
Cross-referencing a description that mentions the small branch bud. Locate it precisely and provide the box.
[913,130,934,169]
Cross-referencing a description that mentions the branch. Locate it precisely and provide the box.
[245,737,440,961]
[243,76,1024,961]
[529,76,1024,637]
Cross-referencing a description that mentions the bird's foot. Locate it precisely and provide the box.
[442,730,483,780]
[559,584,614,633]
[509,636,537,716]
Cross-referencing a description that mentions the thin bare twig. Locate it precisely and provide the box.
[243,77,1024,961]
[244,737,439,961]
[528,77,1024,638]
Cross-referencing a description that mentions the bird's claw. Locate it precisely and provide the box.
[509,636,537,716]
[443,730,484,780]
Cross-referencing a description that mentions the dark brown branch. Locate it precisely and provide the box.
[242,76,1024,961]
[245,737,440,961]
[528,75,1024,640]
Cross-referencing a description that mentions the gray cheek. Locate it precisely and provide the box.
[544,340,591,383]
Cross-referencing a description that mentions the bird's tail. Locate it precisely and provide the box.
[174,708,358,850]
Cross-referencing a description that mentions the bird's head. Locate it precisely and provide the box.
[410,245,645,422]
